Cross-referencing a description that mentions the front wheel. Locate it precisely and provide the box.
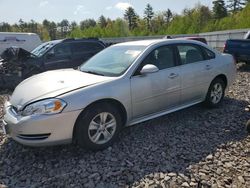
[205,78,226,107]
[74,103,122,150]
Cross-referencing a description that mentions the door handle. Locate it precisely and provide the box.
[168,73,178,79]
[205,65,212,70]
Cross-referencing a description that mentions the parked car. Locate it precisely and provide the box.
[0,38,106,89]
[246,105,250,133]
[223,39,250,64]
[163,36,208,44]
[185,37,208,44]
[2,39,236,150]
[0,32,41,54]
[30,38,106,70]
[246,120,250,133]
[244,31,250,39]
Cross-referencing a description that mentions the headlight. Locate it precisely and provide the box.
[22,98,67,116]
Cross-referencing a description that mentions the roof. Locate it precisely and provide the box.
[114,38,208,47]
[112,38,218,55]
[114,39,166,46]
[0,32,38,36]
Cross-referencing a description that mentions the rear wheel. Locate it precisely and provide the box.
[205,78,225,107]
[74,103,122,150]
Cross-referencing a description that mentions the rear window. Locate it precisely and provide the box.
[176,44,205,64]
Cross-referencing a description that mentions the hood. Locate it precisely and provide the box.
[10,69,114,108]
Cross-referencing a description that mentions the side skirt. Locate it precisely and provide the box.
[128,100,203,126]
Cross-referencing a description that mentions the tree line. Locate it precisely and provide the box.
[0,0,249,41]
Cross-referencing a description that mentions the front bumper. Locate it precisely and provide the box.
[3,104,82,146]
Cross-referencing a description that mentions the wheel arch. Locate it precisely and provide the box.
[72,98,128,143]
[213,74,228,88]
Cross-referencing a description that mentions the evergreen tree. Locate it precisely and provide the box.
[213,0,228,19]
[29,20,38,33]
[163,9,173,26]
[18,19,25,32]
[49,22,57,40]
[42,19,50,35]
[71,21,77,30]
[227,0,246,13]
[58,19,70,38]
[0,22,11,32]
[124,7,138,30]
[143,4,154,31]
[80,19,96,30]
[98,15,107,28]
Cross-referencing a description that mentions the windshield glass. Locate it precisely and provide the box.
[80,45,146,77]
[31,41,57,57]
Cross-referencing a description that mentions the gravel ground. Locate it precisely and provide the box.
[0,64,250,188]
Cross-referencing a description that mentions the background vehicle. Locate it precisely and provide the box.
[247,120,250,133]
[0,32,41,54]
[25,38,106,71]
[185,37,207,44]
[244,31,250,39]
[3,39,236,150]
[246,105,250,133]
[223,39,250,64]
[163,36,208,44]
[0,38,106,89]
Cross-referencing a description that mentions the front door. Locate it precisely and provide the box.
[44,43,72,70]
[130,45,181,119]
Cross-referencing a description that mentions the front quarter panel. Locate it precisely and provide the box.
[58,78,132,123]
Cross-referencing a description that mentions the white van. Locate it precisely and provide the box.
[0,32,42,54]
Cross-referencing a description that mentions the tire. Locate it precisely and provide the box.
[204,78,226,108]
[246,120,250,133]
[74,103,122,150]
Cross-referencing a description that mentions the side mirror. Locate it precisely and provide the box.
[140,64,159,75]
[46,52,55,59]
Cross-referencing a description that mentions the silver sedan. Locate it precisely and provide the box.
[2,39,236,150]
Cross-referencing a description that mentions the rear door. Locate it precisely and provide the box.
[44,43,72,70]
[71,42,105,67]
[176,44,214,105]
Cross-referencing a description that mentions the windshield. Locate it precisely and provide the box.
[31,41,57,57]
[80,45,146,77]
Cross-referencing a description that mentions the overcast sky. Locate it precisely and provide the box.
[0,0,213,24]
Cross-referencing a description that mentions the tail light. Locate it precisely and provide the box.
[223,43,226,52]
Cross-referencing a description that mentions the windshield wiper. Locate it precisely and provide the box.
[82,70,104,76]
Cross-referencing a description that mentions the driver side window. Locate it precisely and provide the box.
[134,45,175,75]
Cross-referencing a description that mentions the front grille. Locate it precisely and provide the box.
[17,133,51,140]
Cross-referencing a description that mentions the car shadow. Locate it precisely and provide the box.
[0,96,249,187]
[237,63,250,72]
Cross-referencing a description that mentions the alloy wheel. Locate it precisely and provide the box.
[88,112,117,145]
[210,83,223,104]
